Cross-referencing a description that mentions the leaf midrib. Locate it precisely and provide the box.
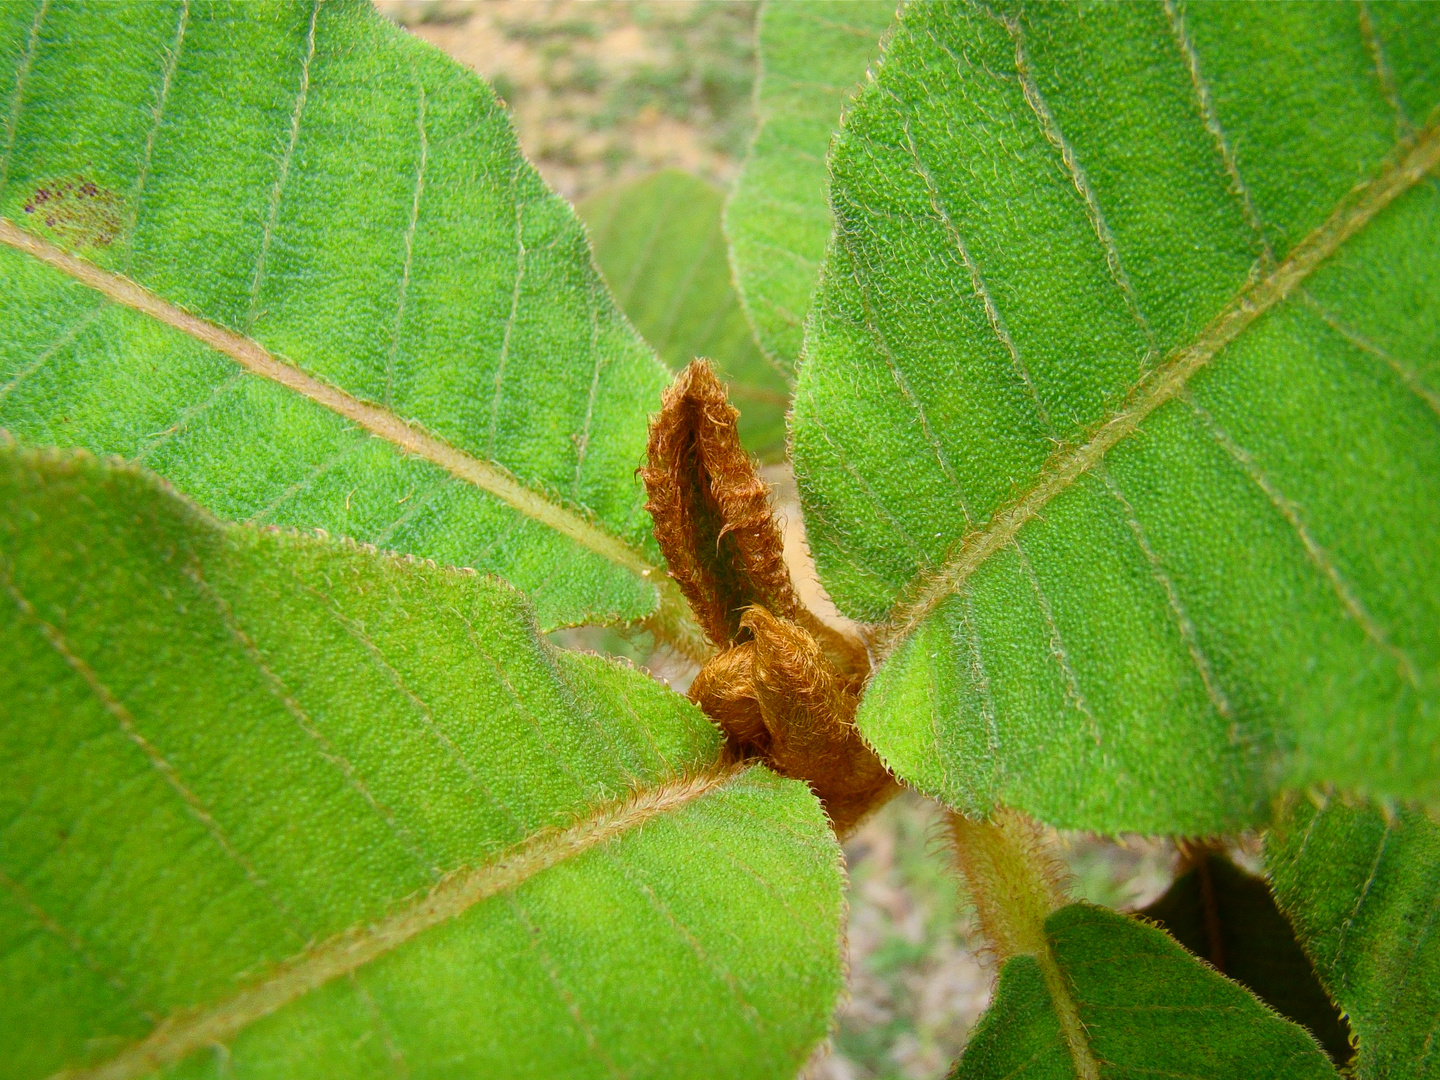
[52,762,744,1080]
[875,119,1440,657]
[0,219,703,657]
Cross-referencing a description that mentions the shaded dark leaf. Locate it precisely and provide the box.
[1141,849,1351,1065]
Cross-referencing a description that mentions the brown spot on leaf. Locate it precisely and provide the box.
[23,176,123,249]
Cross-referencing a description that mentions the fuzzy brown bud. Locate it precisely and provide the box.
[690,607,897,835]
[640,359,798,648]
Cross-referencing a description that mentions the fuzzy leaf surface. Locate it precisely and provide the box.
[792,0,1440,831]
[950,905,1337,1080]
[580,169,789,461]
[1139,852,1350,1063]
[0,0,681,634]
[0,444,844,1079]
[724,0,894,372]
[1267,797,1440,1079]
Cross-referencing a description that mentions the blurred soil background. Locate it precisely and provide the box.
[378,4,1185,1077]
[375,0,756,199]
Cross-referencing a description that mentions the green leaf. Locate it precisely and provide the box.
[1139,851,1350,1064]
[0,441,844,1079]
[0,0,694,640]
[791,0,1440,831]
[724,0,893,372]
[579,169,790,462]
[950,905,1337,1080]
[1267,796,1440,1079]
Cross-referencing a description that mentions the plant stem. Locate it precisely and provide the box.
[947,809,1100,1080]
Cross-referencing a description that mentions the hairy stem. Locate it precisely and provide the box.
[948,809,1099,1080]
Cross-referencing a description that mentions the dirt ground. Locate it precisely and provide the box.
[377,0,757,199]
[377,5,1186,1077]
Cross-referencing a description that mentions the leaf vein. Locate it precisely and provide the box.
[1014,539,1102,746]
[0,301,107,404]
[508,894,630,1080]
[839,228,975,526]
[799,387,925,565]
[996,7,1156,356]
[0,865,136,1005]
[895,108,1053,437]
[678,812,825,929]
[1385,833,1440,1039]
[1301,289,1440,421]
[487,170,526,458]
[571,279,603,499]
[0,0,46,201]
[957,585,1001,787]
[1357,1,1414,138]
[385,76,427,409]
[471,615,606,799]
[124,0,188,265]
[1,561,305,943]
[606,849,763,1029]
[131,369,247,464]
[1187,396,1422,691]
[346,972,410,1079]
[370,475,453,549]
[603,675,673,775]
[879,119,1440,654]
[1099,468,1236,727]
[1162,0,1269,249]
[245,434,365,525]
[53,765,741,1080]
[1331,819,1392,987]
[314,589,526,838]
[185,561,442,878]
[0,219,680,609]
[246,0,319,332]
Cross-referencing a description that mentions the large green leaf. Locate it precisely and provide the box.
[0,0,695,643]
[724,0,893,372]
[791,0,1440,831]
[579,169,789,462]
[0,441,844,1079]
[1267,796,1440,1079]
[950,905,1337,1080]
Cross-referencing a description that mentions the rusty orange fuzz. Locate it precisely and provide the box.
[689,608,896,835]
[642,360,896,834]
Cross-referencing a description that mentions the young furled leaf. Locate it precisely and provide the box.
[791,0,1440,833]
[579,169,790,461]
[1139,848,1351,1064]
[1267,796,1440,1080]
[642,360,801,651]
[0,0,697,646]
[642,360,892,834]
[724,0,895,372]
[0,441,844,1080]
[688,606,896,836]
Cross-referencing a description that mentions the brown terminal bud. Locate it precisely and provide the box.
[689,607,897,836]
[644,361,894,834]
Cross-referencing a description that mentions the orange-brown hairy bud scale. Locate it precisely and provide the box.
[690,608,896,836]
[644,361,894,835]
[640,359,798,649]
